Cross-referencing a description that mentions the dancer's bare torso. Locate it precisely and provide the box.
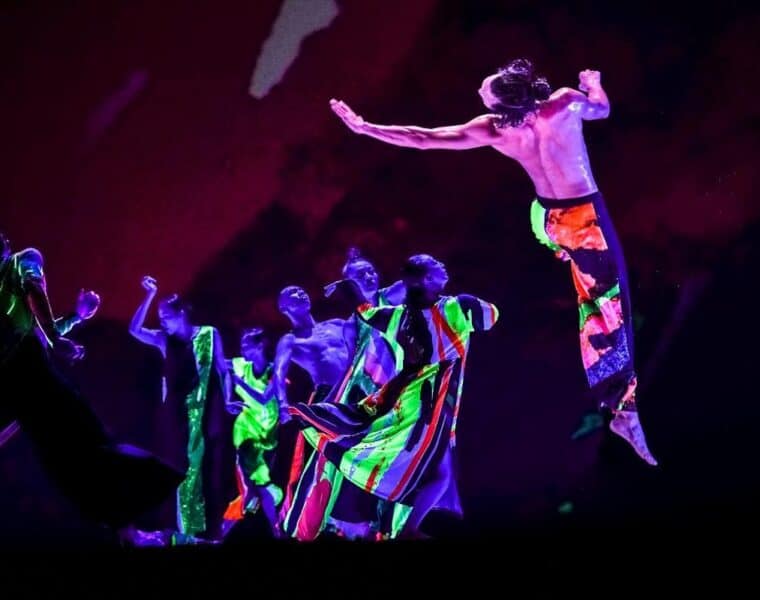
[283,318,349,387]
[488,88,599,199]
[333,84,604,201]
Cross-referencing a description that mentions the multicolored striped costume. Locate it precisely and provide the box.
[280,383,341,540]
[531,191,637,411]
[223,359,282,521]
[281,290,411,540]
[288,294,498,515]
[322,293,411,539]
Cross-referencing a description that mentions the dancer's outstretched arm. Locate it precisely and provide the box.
[330,99,500,150]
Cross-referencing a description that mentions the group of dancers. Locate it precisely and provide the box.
[0,58,656,545]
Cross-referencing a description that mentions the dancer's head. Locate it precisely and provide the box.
[278,285,311,319]
[240,327,266,362]
[342,247,379,300]
[402,254,448,305]
[0,233,10,261]
[479,58,551,127]
[158,293,192,335]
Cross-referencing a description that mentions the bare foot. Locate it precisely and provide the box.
[609,411,658,466]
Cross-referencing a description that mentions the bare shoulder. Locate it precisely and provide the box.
[548,87,586,108]
[535,88,585,120]
[467,113,503,138]
[551,87,584,100]
[322,318,347,329]
[277,333,296,349]
[470,113,501,126]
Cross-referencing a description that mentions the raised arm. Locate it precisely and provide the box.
[270,333,295,421]
[330,99,501,150]
[56,289,101,336]
[575,69,610,120]
[128,276,166,352]
[324,277,366,308]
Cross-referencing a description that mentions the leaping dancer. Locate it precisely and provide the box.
[329,58,656,465]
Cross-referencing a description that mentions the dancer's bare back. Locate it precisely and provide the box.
[331,69,609,200]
